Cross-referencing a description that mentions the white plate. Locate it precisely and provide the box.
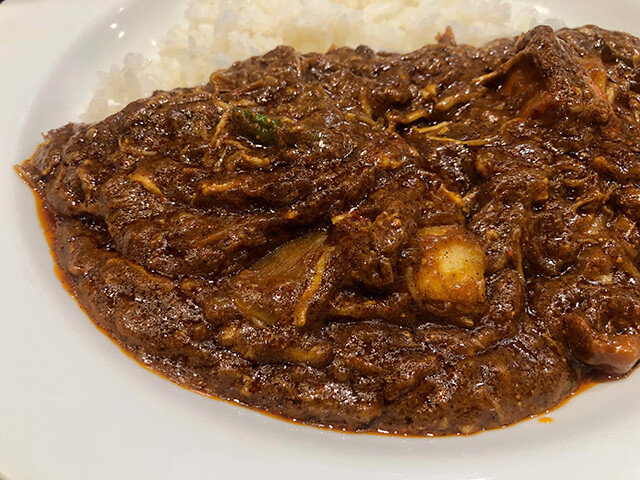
[0,1,639,479]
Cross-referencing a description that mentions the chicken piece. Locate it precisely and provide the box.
[565,314,640,376]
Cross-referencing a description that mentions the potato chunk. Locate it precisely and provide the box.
[413,226,486,309]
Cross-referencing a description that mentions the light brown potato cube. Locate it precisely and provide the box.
[413,226,486,307]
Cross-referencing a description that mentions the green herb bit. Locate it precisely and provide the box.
[231,107,281,146]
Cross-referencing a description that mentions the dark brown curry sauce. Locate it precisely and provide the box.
[17,25,640,435]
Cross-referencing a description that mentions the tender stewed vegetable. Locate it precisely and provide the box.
[413,226,486,311]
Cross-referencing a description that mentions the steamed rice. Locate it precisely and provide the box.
[84,0,562,122]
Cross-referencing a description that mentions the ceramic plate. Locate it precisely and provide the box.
[0,1,638,479]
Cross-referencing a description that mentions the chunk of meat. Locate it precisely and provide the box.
[566,314,640,376]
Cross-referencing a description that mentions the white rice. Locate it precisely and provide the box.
[84,0,563,122]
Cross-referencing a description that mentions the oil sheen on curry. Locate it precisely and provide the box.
[17,26,640,435]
